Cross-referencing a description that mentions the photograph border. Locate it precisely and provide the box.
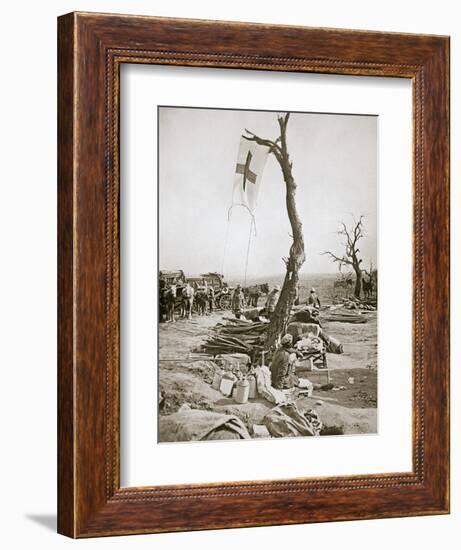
[155,103,380,446]
[57,12,450,537]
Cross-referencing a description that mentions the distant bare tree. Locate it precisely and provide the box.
[244,113,305,349]
[323,216,365,299]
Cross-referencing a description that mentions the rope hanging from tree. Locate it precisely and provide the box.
[221,203,257,283]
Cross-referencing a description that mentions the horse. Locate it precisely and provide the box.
[163,284,177,322]
[244,283,270,307]
[194,288,208,316]
[180,283,194,319]
[158,279,167,322]
[362,278,374,299]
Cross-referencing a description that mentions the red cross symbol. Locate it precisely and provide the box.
[236,151,257,191]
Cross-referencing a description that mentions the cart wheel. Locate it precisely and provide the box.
[219,294,232,310]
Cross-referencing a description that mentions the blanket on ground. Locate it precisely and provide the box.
[159,407,251,442]
[264,402,322,437]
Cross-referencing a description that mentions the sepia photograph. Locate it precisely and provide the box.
[158,106,378,443]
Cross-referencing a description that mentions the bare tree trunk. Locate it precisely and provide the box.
[244,113,306,351]
[265,182,305,348]
[264,118,305,350]
[323,216,365,301]
[354,266,362,299]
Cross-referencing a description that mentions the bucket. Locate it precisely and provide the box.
[211,368,223,390]
[234,378,250,404]
[220,372,237,397]
[248,374,257,399]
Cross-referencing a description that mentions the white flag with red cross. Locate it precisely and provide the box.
[232,136,269,216]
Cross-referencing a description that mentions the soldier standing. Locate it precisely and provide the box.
[231,284,245,318]
[265,284,281,319]
[208,286,215,313]
[308,287,321,309]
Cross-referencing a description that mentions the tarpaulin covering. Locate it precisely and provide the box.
[159,407,251,442]
[264,403,322,437]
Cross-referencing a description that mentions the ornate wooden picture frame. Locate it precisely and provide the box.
[58,12,450,537]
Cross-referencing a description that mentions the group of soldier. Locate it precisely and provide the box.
[161,275,325,394]
[194,284,215,315]
[230,283,281,320]
[229,283,324,392]
[230,283,321,321]
[161,271,323,327]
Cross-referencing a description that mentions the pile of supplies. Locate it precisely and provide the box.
[210,352,291,406]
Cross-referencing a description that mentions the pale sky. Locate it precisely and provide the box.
[159,107,377,280]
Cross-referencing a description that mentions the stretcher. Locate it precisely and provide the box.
[290,323,331,384]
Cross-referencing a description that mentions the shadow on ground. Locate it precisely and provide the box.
[25,514,56,532]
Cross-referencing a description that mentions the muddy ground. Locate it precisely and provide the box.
[158,308,378,439]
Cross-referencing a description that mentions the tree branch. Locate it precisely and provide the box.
[322,251,353,266]
[245,112,305,349]
[242,130,283,163]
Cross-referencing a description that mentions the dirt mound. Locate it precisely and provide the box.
[185,360,216,384]
[297,397,377,434]
[159,364,222,414]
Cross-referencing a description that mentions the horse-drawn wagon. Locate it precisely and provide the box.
[159,269,186,286]
[159,270,236,319]
[186,272,233,310]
